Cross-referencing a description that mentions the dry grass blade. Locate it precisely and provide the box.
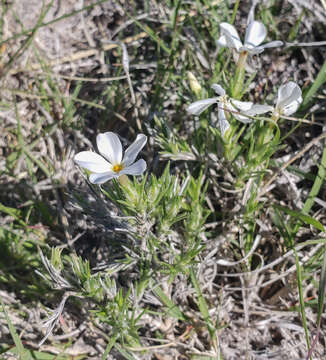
[1,0,326,358]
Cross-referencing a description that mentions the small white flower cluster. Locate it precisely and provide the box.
[74,132,147,184]
[187,20,303,136]
[74,19,303,184]
[187,82,303,136]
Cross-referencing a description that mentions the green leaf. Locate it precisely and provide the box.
[0,202,21,219]
[273,204,325,232]
[153,286,187,321]
[0,202,27,227]
[101,333,118,360]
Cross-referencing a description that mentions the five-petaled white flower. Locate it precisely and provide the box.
[74,132,147,184]
[274,81,302,117]
[216,21,283,55]
[187,84,272,136]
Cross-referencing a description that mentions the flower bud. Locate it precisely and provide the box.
[187,71,202,97]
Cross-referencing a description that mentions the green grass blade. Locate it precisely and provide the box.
[302,140,326,215]
[317,244,326,326]
[274,204,325,232]
[23,148,52,178]
[0,297,28,360]
[153,286,187,321]
[101,333,119,360]
[230,0,240,24]
[5,347,68,359]
[3,87,106,110]
[305,243,326,360]
[302,59,326,109]
[190,267,215,338]
[129,16,171,54]
[288,11,304,41]
[114,343,138,360]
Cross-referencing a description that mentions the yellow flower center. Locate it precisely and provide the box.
[113,163,124,173]
[219,95,228,105]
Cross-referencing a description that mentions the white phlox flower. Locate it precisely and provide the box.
[274,81,302,117]
[74,132,147,184]
[216,21,283,55]
[186,84,273,136]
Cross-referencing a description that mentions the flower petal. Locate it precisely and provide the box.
[120,159,147,176]
[276,82,302,112]
[218,106,230,136]
[247,4,255,26]
[230,99,253,124]
[216,35,227,48]
[233,114,252,123]
[89,172,117,184]
[228,101,253,123]
[242,45,265,54]
[96,132,122,165]
[122,134,147,167]
[244,21,266,48]
[219,22,243,52]
[74,151,111,173]
[211,84,226,96]
[186,98,218,115]
[243,104,274,116]
[231,99,253,112]
[261,40,283,49]
[245,41,282,54]
[282,97,303,116]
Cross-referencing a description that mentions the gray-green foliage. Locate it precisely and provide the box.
[39,165,210,348]
[2,0,326,358]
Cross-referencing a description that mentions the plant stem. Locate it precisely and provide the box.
[232,51,248,99]
[230,0,240,25]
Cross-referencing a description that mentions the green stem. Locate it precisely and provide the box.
[232,51,248,99]
[189,267,215,339]
[230,0,241,25]
[262,113,279,144]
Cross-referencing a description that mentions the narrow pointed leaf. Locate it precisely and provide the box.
[273,204,325,232]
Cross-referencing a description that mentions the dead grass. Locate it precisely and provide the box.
[1,0,326,359]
